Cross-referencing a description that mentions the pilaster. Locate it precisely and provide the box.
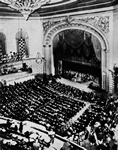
[43,44,51,75]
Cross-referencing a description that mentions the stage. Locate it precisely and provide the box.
[57,77,92,93]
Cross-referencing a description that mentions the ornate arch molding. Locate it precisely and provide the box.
[43,20,110,91]
[43,20,109,52]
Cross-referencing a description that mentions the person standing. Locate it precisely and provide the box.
[19,121,23,133]
[48,128,55,144]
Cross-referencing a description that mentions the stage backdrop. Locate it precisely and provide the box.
[53,29,101,76]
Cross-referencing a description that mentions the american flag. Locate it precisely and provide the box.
[18,37,26,59]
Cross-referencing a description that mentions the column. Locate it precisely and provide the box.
[50,45,55,75]
[101,49,109,92]
[101,49,106,90]
[44,44,51,75]
[106,49,114,93]
[43,45,46,74]
[105,50,109,92]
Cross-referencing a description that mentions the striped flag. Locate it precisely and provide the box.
[18,38,26,59]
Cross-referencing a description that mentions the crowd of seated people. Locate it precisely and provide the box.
[0,118,81,150]
[0,52,27,64]
[63,70,99,84]
[38,80,118,149]
[0,79,54,121]
[47,81,107,104]
[60,96,118,150]
[0,65,18,75]
[0,119,53,150]
[0,78,86,137]
[1,76,118,150]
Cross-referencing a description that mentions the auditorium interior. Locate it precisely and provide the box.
[1,0,118,150]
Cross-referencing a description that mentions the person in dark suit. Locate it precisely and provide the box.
[19,121,23,133]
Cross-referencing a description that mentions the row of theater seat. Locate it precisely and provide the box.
[47,81,107,105]
[1,77,118,150]
[0,78,85,136]
[37,80,118,150]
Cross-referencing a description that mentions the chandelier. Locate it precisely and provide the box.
[0,0,50,20]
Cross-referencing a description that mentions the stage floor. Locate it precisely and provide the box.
[57,77,92,93]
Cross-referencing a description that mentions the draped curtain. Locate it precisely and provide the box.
[64,29,84,49]
[54,29,101,67]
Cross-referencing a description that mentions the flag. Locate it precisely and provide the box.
[18,37,26,59]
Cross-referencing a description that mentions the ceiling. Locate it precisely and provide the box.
[0,0,117,17]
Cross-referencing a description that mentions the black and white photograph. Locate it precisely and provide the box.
[0,0,118,150]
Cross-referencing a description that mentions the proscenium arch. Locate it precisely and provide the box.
[43,21,109,51]
[43,21,109,91]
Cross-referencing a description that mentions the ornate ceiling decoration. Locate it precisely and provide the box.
[0,0,116,18]
[0,0,78,19]
[0,0,50,20]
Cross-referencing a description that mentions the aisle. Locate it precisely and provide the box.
[68,103,90,125]
[57,78,92,93]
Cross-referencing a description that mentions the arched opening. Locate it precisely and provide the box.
[16,30,29,60]
[43,21,109,91]
[53,29,102,87]
[0,32,6,64]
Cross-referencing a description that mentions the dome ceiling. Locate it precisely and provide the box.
[0,0,117,18]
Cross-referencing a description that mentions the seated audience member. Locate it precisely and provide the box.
[1,77,118,150]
